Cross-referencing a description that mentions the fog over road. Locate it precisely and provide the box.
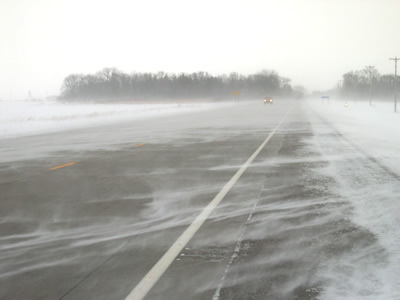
[0,100,398,299]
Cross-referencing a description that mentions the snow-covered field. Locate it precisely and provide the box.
[306,98,400,299]
[307,98,400,175]
[0,100,235,140]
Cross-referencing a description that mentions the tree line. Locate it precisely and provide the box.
[60,68,293,101]
[339,66,396,100]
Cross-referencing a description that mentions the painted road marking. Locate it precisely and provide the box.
[125,109,291,300]
[49,162,77,170]
[135,143,145,147]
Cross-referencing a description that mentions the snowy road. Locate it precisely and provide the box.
[1,99,399,299]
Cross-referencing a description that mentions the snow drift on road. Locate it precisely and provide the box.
[0,100,234,139]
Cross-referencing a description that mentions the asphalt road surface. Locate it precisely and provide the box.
[0,100,394,299]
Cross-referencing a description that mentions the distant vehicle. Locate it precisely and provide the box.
[264,97,273,104]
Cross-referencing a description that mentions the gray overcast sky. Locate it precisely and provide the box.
[1,0,400,99]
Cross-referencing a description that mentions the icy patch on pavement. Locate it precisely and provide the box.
[0,100,235,139]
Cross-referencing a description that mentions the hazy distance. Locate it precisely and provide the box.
[1,0,400,99]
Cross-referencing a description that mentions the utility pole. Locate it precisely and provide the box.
[389,57,399,112]
[365,65,374,106]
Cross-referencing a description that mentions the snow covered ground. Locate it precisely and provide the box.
[2,98,400,298]
[307,98,400,175]
[306,98,400,299]
[0,100,236,140]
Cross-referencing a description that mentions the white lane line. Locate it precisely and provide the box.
[125,110,291,300]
